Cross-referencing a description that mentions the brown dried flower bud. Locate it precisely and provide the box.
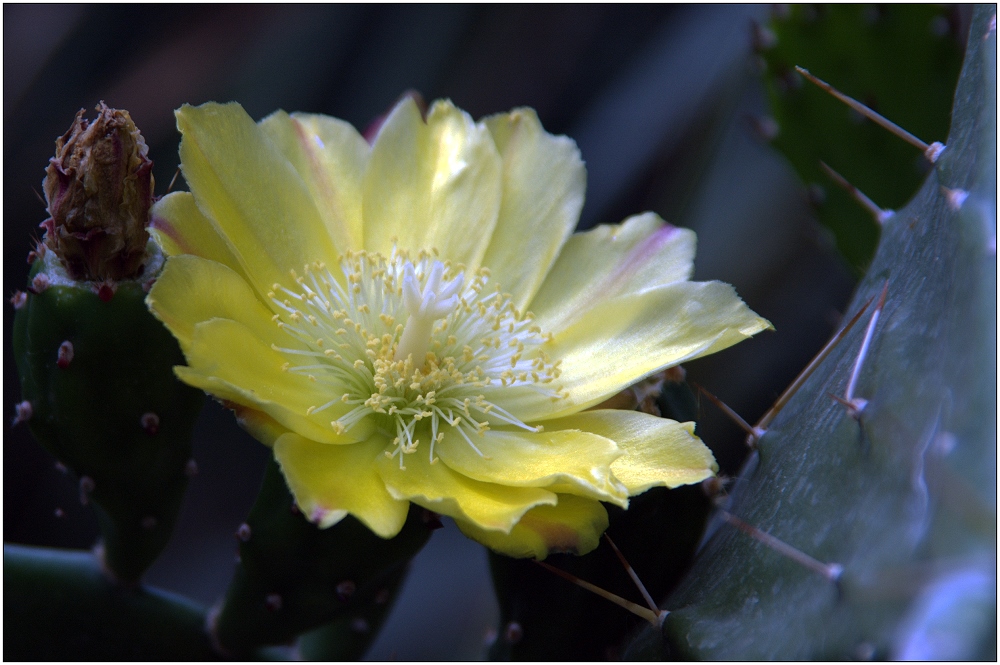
[42,102,154,281]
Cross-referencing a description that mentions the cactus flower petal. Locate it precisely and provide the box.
[529,212,697,332]
[536,281,771,420]
[455,494,609,559]
[176,102,340,299]
[150,98,770,559]
[376,444,558,532]
[149,192,248,281]
[546,410,719,494]
[362,98,502,269]
[258,111,369,253]
[147,255,274,353]
[274,432,409,537]
[478,108,585,310]
[178,318,370,445]
[435,428,628,506]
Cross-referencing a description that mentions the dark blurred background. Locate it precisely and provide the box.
[4,5,862,659]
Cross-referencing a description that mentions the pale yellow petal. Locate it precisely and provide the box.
[436,427,627,506]
[479,108,584,310]
[504,281,771,421]
[529,213,696,331]
[148,192,247,281]
[175,102,340,297]
[258,111,368,253]
[274,432,409,538]
[455,494,608,559]
[146,254,276,354]
[545,410,717,494]
[179,318,371,444]
[375,443,556,532]
[362,98,502,267]
[230,405,289,448]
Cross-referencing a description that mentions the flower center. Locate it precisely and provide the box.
[269,249,563,468]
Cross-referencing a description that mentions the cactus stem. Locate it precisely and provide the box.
[335,580,356,602]
[819,161,895,225]
[603,534,659,614]
[12,400,33,425]
[235,523,252,542]
[79,476,95,505]
[794,66,943,161]
[694,383,766,448]
[718,510,843,583]
[533,560,667,627]
[56,341,74,368]
[757,293,875,432]
[838,281,889,418]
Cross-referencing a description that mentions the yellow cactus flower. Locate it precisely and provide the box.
[146,98,770,559]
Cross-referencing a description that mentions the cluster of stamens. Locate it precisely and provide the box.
[268,248,563,468]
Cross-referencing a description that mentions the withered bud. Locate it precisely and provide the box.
[42,102,153,281]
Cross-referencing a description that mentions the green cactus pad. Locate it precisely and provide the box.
[211,460,432,656]
[626,6,996,658]
[761,4,963,272]
[12,247,203,583]
[3,544,216,660]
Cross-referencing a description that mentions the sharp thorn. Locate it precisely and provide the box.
[756,294,875,431]
[694,383,764,446]
[819,161,894,225]
[166,166,181,194]
[795,66,939,159]
[719,510,842,582]
[604,534,658,614]
[844,281,888,405]
[533,560,665,627]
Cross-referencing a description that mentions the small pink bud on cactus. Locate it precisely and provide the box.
[336,580,356,601]
[236,523,252,542]
[12,400,33,425]
[264,593,283,612]
[140,411,159,435]
[42,102,153,281]
[56,341,74,368]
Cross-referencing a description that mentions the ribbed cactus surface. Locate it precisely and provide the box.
[624,5,996,658]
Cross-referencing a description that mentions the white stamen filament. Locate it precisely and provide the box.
[269,249,562,466]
